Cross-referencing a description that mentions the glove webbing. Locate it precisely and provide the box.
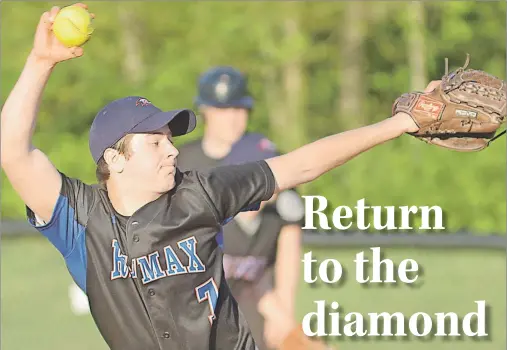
[445,53,506,148]
[488,129,506,145]
[445,54,470,76]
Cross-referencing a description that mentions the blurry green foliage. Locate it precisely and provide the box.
[1,1,505,233]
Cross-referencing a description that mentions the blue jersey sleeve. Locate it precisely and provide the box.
[26,173,96,293]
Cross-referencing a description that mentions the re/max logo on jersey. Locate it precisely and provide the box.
[110,236,206,284]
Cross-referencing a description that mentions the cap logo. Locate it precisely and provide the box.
[136,98,152,107]
[215,74,230,102]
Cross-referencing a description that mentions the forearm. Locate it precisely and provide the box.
[274,225,302,317]
[1,52,54,163]
[274,265,299,319]
[267,113,414,192]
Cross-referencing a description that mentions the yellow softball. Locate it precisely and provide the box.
[52,5,94,47]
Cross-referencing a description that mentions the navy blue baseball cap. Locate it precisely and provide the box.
[89,96,197,163]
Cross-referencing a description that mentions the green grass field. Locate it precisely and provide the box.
[1,235,505,350]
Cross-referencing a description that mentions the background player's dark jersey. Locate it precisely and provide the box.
[177,133,279,172]
[177,139,222,171]
[177,134,304,287]
[178,134,304,350]
[26,161,276,350]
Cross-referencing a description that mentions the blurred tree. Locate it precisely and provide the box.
[406,1,427,91]
[280,2,308,151]
[1,1,505,233]
[118,6,145,85]
[336,1,367,129]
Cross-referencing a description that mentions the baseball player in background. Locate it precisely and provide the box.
[177,66,304,349]
[1,4,427,350]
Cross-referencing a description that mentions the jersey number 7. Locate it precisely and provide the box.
[195,277,219,325]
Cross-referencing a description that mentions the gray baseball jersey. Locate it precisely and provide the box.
[26,161,276,350]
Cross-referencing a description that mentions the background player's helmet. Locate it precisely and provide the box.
[195,66,254,109]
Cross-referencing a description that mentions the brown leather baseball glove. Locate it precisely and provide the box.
[278,326,337,350]
[258,291,338,350]
[392,54,506,151]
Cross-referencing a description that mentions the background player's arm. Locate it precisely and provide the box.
[265,112,418,194]
[1,7,84,222]
[274,223,301,320]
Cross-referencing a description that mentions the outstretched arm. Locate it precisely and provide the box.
[1,5,87,222]
[266,112,418,194]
